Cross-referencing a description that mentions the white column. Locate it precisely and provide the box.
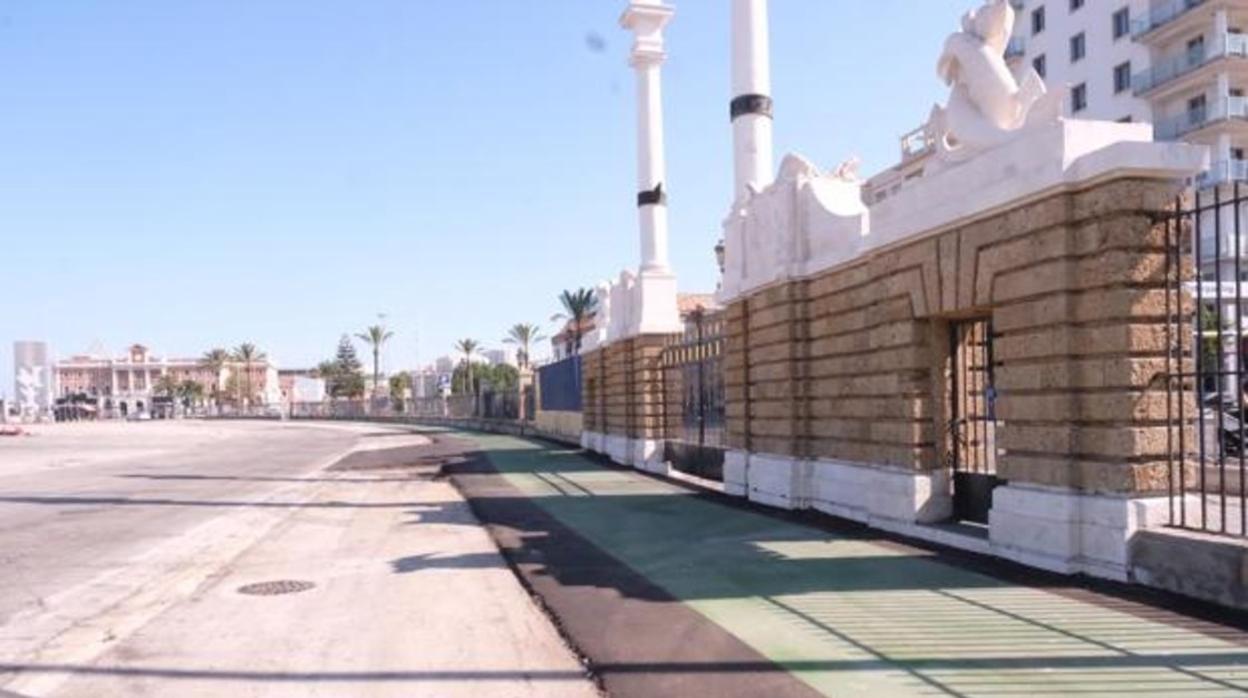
[731,0,774,201]
[622,0,674,275]
[621,0,681,336]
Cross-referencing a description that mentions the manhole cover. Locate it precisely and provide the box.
[237,580,315,596]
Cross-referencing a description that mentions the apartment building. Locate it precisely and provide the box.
[868,0,1248,200]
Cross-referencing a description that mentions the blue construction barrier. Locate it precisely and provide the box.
[538,356,582,412]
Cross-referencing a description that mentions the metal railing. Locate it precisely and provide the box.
[290,391,526,422]
[1163,184,1248,537]
[1198,160,1248,189]
[661,310,726,481]
[1131,0,1207,37]
[1134,33,1248,94]
[1155,96,1248,140]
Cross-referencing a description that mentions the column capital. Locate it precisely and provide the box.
[621,2,673,68]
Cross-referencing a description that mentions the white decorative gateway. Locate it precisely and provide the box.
[926,0,1062,165]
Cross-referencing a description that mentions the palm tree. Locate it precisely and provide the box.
[504,323,546,369]
[232,343,266,407]
[454,338,480,396]
[552,288,599,355]
[200,348,230,412]
[355,325,394,397]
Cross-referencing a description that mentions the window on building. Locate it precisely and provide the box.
[1070,0,1084,11]
[1113,61,1132,93]
[1234,147,1246,162]
[1189,94,1208,123]
[1072,83,1088,113]
[1188,36,1206,62]
[1033,54,1047,79]
[1070,32,1086,62]
[1112,7,1131,40]
[1032,6,1046,35]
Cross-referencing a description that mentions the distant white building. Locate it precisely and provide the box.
[433,355,456,374]
[482,348,517,367]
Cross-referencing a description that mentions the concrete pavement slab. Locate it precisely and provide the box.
[0,421,598,698]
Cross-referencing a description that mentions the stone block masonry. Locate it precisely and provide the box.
[581,334,679,473]
[722,175,1197,580]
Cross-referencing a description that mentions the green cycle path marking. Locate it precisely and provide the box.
[460,431,1248,697]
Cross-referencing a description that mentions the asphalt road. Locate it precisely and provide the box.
[0,420,597,698]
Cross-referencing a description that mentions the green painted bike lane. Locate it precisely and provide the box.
[462,431,1248,697]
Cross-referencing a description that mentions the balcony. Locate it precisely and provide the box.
[1134,33,1248,94]
[1155,96,1248,139]
[1198,159,1248,188]
[1131,0,1208,38]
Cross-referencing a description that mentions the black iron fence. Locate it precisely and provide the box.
[1164,184,1248,537]
[662,309,726,480]
[291,391,527,422]
[947,318,1001,526]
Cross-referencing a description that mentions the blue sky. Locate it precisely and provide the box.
[0,0,970,396]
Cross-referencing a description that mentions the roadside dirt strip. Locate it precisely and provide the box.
[431,433,823,698]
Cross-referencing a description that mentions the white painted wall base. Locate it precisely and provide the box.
[717,450,1178,582]
[809,458,952,526]
[604,434,632,467]
[724,450,749,497]
[746,453,811,510]
[989,484,1170,582]
[631,438,668,475]
[581,430,605,453]
[724,450,950,520]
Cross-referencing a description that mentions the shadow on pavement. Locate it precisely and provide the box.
[424,432,1248,698]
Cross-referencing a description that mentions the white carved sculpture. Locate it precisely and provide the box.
[586,281,612,350]
[16,365,44,422]
[604,271,637,342]
[927,0,1061,163]
[720,153,869,300]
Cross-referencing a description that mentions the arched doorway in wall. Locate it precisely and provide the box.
[136,400,145,415]
[119,402,128,417]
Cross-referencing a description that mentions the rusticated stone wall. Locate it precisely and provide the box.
[581,334,675,444]
[725,177,1192,496]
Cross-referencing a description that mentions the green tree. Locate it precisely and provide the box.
[1199,304,1227,393]
[504,323,546,369]
[199,348,231,409]
[552,288,598,355]
[389,371,410,411]
[389,371,410,399]
[452,363,519,395]
[177,380,205,411]
[326,335,365,398]
[153,374,180,399]
[356,325,394,397]
[232,343,266,406]
[454,339,481,395]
